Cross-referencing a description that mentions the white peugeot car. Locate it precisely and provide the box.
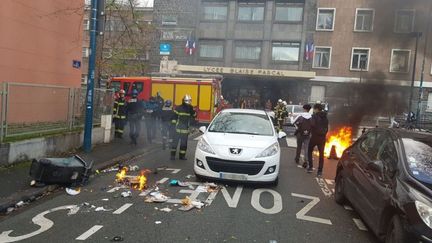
[194,109,286,185]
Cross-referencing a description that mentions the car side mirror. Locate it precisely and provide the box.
[199,126,207,133]
[368,160,384,173]
[278,131,287,139]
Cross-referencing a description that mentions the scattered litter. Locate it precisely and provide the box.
[6,207,14,213]
[195,186,208,193]
[15,201,25,208]
[111,236,124,242]
[95,206,112,212]
[160,207,172,213]
[146,192,169,202]
[129,165,140,171]
[102,198,109,201]
[66,187,81,196]
[30,180,36,186]
[68,205,80,215]
[179,205,195,211]
[155,221,162,225]
[121,191,132,198]
[180,196,205,211]
[185,174,194,179]
[170,179,191,187]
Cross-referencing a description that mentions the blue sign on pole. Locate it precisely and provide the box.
[160,43,172,55]
[72,60,81,69]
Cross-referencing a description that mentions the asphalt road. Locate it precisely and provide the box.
[0,136,380,243]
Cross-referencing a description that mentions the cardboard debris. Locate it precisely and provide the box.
[121,191,132,198]
[180,196,204,211]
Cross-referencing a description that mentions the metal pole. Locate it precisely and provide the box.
[416,5,431,127]
[83,0,98,152]
[0,83,5,143]
[407,32,420,121]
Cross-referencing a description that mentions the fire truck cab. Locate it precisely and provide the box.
[109,74,222,123]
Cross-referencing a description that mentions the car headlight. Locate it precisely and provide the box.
[415,200,432,229]
[197,138,215,154]
[256,142,279,158]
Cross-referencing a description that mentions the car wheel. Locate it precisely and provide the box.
[385,215,412,243]
[334,171,346,204]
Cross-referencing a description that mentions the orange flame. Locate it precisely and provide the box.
[115,167,128,182]
[138,172,147,191]
[324,126,353,158]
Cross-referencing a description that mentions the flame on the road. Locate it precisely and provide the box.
[324,126,353,158]
[138,171,147,191]
[116,167,128,182]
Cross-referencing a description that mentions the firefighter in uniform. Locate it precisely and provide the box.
[171,95,196,160]
[161,100,175,150]
[113,89,127,138]
[274,99,287,132]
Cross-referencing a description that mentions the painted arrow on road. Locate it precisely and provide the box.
[0,205,76,243]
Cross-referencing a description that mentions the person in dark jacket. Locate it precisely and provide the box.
[127,89,144,145]
[144,97,158,144]
[113,89,127,138]
[307,103,329,177]
[293,104,312,168]
[161,100,175,150]
[171,94,196,160]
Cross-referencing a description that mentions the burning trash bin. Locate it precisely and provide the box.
[29,155,93,186]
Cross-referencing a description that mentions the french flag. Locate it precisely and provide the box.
[305,40,314,61]
[185,38,196,56]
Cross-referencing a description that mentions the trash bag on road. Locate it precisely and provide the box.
[29,155,93,186]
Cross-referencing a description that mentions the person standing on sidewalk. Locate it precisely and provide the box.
[144,96,158,144]
[293,104,312,168]
[170,95,196,160]
[307,103,329,177]
[127,89,144,145]
[161,100,175,150]
[113,89,127,138]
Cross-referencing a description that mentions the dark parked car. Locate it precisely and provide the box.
[335,128,432,243]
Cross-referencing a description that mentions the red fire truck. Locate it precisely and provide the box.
[109,74,222,123]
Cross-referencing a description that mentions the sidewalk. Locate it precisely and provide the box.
[0,128,161,214]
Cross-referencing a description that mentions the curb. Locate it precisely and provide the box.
[0,144,161,215]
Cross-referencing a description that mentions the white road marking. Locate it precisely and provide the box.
[75,225,103,241]
[251,189,283,214]
[113,203,133,215]
[0,205,76,243]
[315,178,333,197]
[286,137,297,147]
[221,186,243,208]
[353,218,368,231]
[107,186,121,193]
[325,179,335,185]
[165,168,181,174]
[205,190,219,206]
[344,205,353,211]
[291,193,332,225]
[156,177,169,184]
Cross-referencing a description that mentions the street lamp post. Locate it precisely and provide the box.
[407,32,422,122]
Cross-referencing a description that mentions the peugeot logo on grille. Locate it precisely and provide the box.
[229,148,242,155]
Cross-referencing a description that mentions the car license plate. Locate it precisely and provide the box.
[219,172,248,181]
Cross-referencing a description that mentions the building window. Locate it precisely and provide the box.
[199,42,224,59]
[427,93,432,112]
[81,74,88,84]
[350,48,370,71]
[83,19,90,31]
[395,10,415,33]
[238,2,265,22]
[311,86,325,102]
[235,42,261,60]
[390,49,410,73]
[316,8,335,31]
[272,42,300,62]
[82,47,89,58]
[162,15,178,26]
[275,5,303,22]
[355,9,374,32]
[313,47,332,69]
[202,4,228,21]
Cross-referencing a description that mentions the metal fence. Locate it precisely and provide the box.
[0,82,114,142]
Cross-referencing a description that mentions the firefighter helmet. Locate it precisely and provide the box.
[183,94,192,105]
[119,89,126,95]
[165,100,172,107]
[278,99,282,103]
[282,101,287,106]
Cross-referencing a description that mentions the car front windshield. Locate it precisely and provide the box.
[208,112,274,136]
[403,138,432,186]
[293,105,304,113]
